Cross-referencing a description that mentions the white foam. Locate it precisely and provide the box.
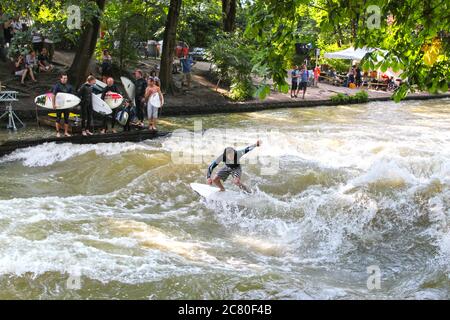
[0,142,158,167]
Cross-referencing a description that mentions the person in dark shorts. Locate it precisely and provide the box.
[297,64,309,99]
[290,65,299,98]
[52,73,74,137]
[206,140,262,193]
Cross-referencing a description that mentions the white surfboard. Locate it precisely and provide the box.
[103,92,124,109]
[120,76,135,101]
[96,79,107,88]
[92,93,112,115]
[190,183,245,202]
[150,92,161,108]
[34,93,80,110]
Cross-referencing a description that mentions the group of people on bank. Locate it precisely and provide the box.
[50,69,163,138]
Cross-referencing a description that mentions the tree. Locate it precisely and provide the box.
[68,0,106,87]
[159,0,182,94]
[222,0,237,32]
[0,5,6,61]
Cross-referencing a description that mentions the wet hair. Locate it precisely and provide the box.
[60,73,68,79]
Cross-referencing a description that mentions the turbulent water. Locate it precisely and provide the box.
[0,99,449,299]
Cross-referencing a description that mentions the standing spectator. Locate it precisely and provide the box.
[100,77,121,134]
[101,49,113,82]
[11,17,22,35]
[15,54,36,84]
[348,65,356,85]
[297,64,309,99]
[290,65,300,98]
[180,54,194,89]
[77,75,96,136]
[144,77,164,131]
[31,29,43,54]
[38,48,54,72]
[355,65,362,87]
[52,73,74,137]
[4,19,13,47]
[133,69,147,127]
[313,65,321,87]
[43,34,55,62]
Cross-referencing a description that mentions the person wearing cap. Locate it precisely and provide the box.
[206,140,262,193]
[134,69,147,127]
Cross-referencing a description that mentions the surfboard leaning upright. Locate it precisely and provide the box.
[120,76,136,102]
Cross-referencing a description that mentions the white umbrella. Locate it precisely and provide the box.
[324,47,376,61]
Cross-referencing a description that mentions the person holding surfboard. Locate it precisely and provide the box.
[52,73,74,137]
[144,77,164,131]
[100,77,121,134]
[77,75,96,136]
[133,69,147,128]
[207,140,262,193]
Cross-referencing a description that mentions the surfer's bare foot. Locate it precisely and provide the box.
[219,188,225,192]
[112,129,117,134]
[64,133,71,137]
[56,132,61,138]
[100,129,106,134]
[86,130,93,136]
[82,131,87,136]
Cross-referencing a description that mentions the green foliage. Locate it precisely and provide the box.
[207,33,255,101]
[247,0,450,101]
[8,30,31,57]
[330,90,369,103]
[97,0,165,70]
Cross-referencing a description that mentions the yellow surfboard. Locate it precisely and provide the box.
[48,112,80,119]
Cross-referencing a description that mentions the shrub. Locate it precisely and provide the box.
[330,90,369,103]
[207,33,255,101]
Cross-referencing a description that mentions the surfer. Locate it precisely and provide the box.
[52,73,74,137]
[100,77,121,134]
[206,140,262,192]
[133,69,147,128]
[77,75,96,136]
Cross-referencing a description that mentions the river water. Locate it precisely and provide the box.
[0,99,448,299]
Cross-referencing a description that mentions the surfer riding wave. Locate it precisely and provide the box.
[206,140,261,192]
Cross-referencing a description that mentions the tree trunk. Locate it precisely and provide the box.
[160,0,182,94]
[0,6,6,61]
[222,0,237,32]
[68,0,106,88]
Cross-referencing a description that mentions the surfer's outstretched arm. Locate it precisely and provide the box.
[236,140,261,159]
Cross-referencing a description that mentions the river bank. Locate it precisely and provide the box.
[1,52,449,121]
[4,87,450,121]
